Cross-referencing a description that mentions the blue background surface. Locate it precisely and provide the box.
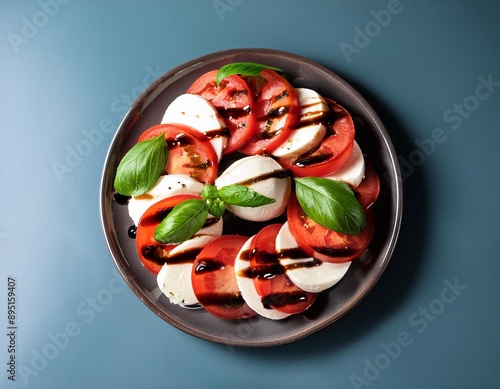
[1,1,499,388]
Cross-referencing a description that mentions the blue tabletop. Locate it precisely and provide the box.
[1,1,500,388]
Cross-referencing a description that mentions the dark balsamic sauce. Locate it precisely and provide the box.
[166,247,204,264]
[127,225,137,239]
[196,292,245,308]
[267,105,290,118]
[203,128,231,140]
[262,292,308,309]
[288,102,352,167]
[168,133,195,147]
[219,105,252,121]
[194,259,225,274]
[236,169,291,186]
[236,246,322,308]
[143,207,174,225]
[113,193,130,205]
[142,245,159,261]
[294,151,332,167]
[142,245,203,266]
[311,247,358,258]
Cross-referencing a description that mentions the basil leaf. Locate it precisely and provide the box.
[114,134,167,196]
[216,62,282,86]
[205,198,226,218]
[201,184,219,199]
[218,184,275,207]
[154,199,208,244]
[294,177,366,235]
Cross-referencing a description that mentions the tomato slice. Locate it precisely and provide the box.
[287,192,375,264]
[278,98,355,177]
[135,194,201,274]
[137,123,218,184]
[191,235,257,319]
[240,69,300,155]
[187,70,258,154]
[248,224,317,314]
[356,162,380,211]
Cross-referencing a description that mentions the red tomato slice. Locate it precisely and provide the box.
[240,69,300,155]
[356,162,380,211]
[278,98,355,177]
[287,192,375,263]
[137,123,218,184]
[187,70,258,154]
[248,224,317,314]
[135,194,201,274]
[191,235,257,319]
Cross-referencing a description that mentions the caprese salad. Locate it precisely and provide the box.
[113,62,380,320]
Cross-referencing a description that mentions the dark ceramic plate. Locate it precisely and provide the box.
[100,48,402,347]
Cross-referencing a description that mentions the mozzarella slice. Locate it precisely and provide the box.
[161,93,227,160]
[215,155,291,221]
[128,174,204,226]
[197,216,223,237]
[276,222,351,293]
[296,88,330,123]
[157,235,216,307]
[271,88,329,159]
[271,123,327,159]
[324,141,365,187]
[234,236,290,320]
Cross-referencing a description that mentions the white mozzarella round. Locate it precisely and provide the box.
[296,88,329,123]
[234,236,290,320]
[271,123,327,159]
[157,235,216,307]
[215,155,291,221]
[276,222,351,293]
[161,93,227,160]
[128,174,204,226]
[271,88,330,160]
[197,216,223,237]
[324,141,365,187]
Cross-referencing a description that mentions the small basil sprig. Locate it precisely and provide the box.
[154,184,275,243]
[294,177,366,235]
[114,134,167,196]
[201,184,226,218]
[216,62,282,86]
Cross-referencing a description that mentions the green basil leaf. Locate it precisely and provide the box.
[205,198,226,218]
[201,184,219,199]
[218,184,275,207]
[216,62,282,86]
[154,199,208,244]
[114,134,167,196]
[294,177,366,235]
